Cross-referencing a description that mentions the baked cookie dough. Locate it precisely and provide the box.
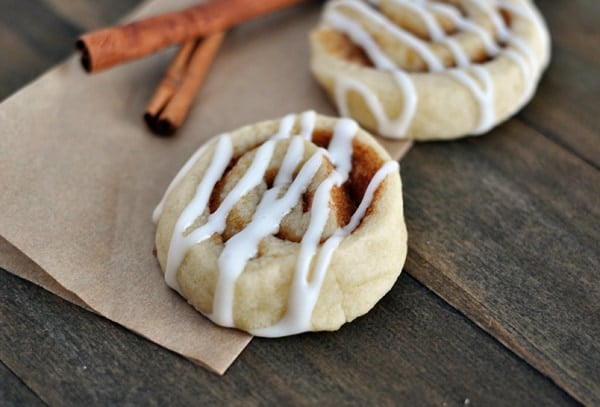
[310,0,550,140]
[154,112,407,336]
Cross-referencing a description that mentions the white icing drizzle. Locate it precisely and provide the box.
[503,48,534,109]
[274,136,305,186]
[158,112,398,336]
[440,36,470,67]
[299,110,317,140]
[153,142,211,223]
[325,7,417,136]
[325,10,397,70]
[447,66,495,133]
[427,2,501,56]
[212,148,324,326]
[164,135,234,293]
[271,113,296,140]
[252,159,398,337]
[332,0,444,72]
[335,71,417,137]
[390,0,445,41]
[496,0,548,109]
[484,1,510,41]
[324,0,547,138]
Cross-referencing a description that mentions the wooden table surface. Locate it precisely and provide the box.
[1,0,598,405]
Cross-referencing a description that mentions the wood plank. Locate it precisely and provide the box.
[0,25,51,101]
[42,0,144,30]
[0,362,44,406]
[402,119,600,405]
[520,0,600,167]
[536,0,600,65]
[0,0,143,101]
[0,0,82,60]
[520,43,600,168]
[1,269,576,405]
[0,0,595,404]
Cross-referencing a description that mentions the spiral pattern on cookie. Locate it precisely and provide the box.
[154,112,407,336]
[310,0,550,140]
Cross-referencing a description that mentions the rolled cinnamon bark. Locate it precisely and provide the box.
[77,0,307,73]
[144,33,225,135]
[144,41,198,129]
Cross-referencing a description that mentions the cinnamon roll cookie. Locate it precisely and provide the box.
[310,0,551,140]
[153,112,407,337]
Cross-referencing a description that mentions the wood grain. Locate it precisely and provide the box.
[0,362,44,406]
[398,2,600,403]
[519,0,600,167]
[1,269,576,405]
[402,119,600,405]
[0,0,597,405]
[0,0,141,101]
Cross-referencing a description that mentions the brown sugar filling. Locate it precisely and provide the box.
[320,0,515,71]
[319,30,374,68]
[208,129,386,244]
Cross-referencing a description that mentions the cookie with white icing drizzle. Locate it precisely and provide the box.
[154,112,407,337]
[310,0,551,140]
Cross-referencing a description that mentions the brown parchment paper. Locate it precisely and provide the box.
[0,0,411,374]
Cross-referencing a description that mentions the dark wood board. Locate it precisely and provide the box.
[0,0,142,100]
[519,0,600,167]
[0,0,597,405]
[403,121,600,405]
[1,269,576,405]
[400,1,600,404]
[0,361,44,407]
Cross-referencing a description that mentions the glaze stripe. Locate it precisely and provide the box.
[324,0,547,138]
[158,112,398,335]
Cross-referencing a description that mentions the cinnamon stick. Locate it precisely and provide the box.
[144,32,225,135]
[76,0,307,73]
[144,41,198,125]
